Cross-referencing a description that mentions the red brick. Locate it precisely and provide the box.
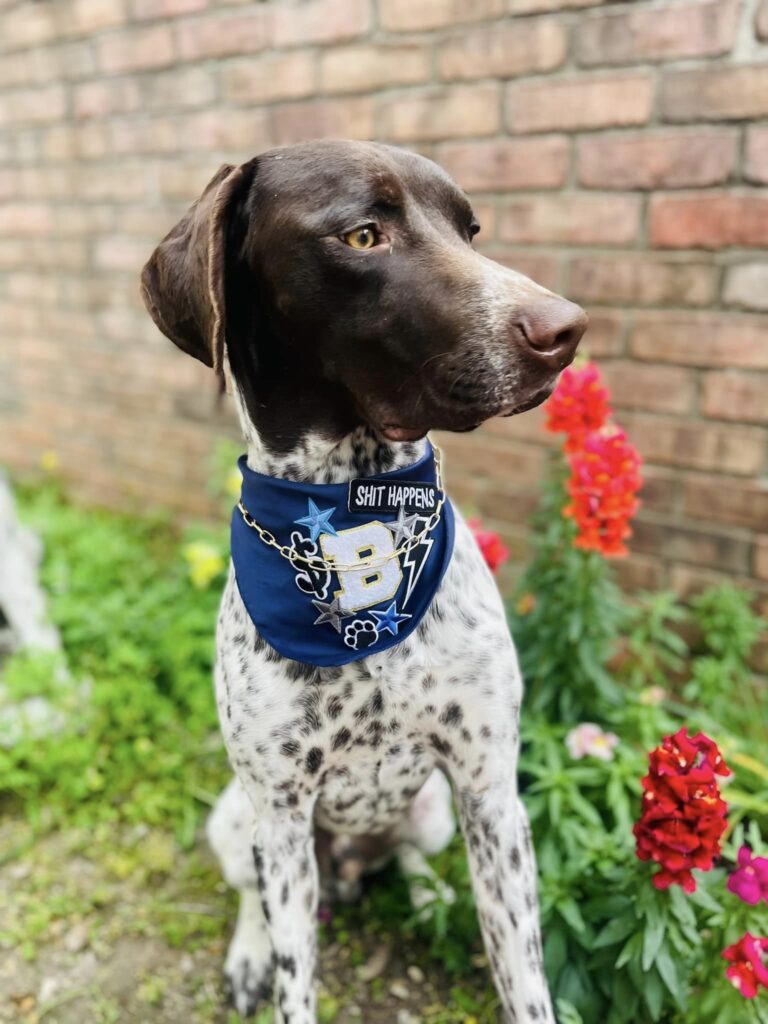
[379,85,501,142]
[0,202,51,235]
[577,0,739,67]
[581,309,625,358]
[578,129,737,190]
[273,97,375,145]
[745,125,768,185]
[601,362,695,415]
[320,44,429,95]
[509,0,599,9]
[97,24,173,72]
[0,5,56,51]
[507,74,653,134]
[0,85,67,126]
[272,0,372,46]
[701,372,768,425]
[723,264,768,312]
[624,413,766,476]
[636,466,680,514]
[0,50,50,90]
[73,78,142,118]
[499,194,640,246]
[662,65,768,122]
[73,164,148,201]
[438,18,566,81]
[136,66,214,111]
[757,0,768,40]
[92,235,151,272]
[478,250,561,292]
[62,0,127,37]
[631,518,750,574]
[615,554,666,593]
[130,0,207,18]
[649,193,768,249]
[438,431,547,487]
[175,11,269,60]
[464,200,497,241]
[178,108,271,152]
[631,311,768,370]
[223,52,316,104]
[684,477,768,531]
[380,0,503,30]
[435,136,568,190]
[755,536,768,581]
[568,256,716,307]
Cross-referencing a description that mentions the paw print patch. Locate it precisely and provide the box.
[344,619,379,650]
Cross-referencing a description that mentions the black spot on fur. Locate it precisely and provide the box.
[326,695,343,719]
[332,727,351,750]
[305,747,324,774]
[281,739,300,757]
[429,733,453,758]
[440,702,463,727]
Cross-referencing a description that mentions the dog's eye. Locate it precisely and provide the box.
[469,221,481,239]
[343,225,379,250]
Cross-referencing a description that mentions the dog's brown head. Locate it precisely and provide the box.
[141,139,587,450]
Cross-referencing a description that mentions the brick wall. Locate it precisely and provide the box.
[1,0,768,606]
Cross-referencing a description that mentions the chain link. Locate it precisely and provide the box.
[237,443,445,573]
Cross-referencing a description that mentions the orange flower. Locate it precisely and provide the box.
[544,363,612,452]
[563,427,642,558]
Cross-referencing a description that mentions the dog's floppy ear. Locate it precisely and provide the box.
[140,160,256,373]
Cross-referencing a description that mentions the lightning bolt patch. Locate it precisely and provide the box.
[402,518,434,608]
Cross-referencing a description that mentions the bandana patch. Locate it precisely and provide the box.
[230,444,455,667]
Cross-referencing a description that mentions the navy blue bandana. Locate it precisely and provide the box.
[231,444,455,667]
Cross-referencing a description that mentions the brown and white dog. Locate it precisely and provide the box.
[141,139,586,1023]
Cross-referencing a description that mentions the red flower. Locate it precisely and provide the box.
[634,728,730,893]
[545,363,612,452]
[468,519,510,573]
[723,933,768,998]
[563,428,643,558]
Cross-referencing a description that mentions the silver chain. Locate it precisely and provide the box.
[237,443,445,573]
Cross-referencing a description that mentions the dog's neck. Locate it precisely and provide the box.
[232,386,425,485]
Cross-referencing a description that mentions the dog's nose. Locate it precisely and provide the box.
[518,297,588,361]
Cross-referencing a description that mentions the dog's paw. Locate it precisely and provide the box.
[225,951,274,1018]
[225,916,274,1019]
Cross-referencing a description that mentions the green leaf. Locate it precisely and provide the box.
[557,898,586,932]
[641,910,666,971]
[593,915,637,949]
[641,968,664,1021]
[655,945,683,1007]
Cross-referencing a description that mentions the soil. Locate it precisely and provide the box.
[0,818,496,1024]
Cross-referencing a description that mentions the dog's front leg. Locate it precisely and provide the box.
[457,778,554,1024]
[252,805,319,1024]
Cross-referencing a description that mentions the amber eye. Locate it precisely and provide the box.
[343,225,378,250]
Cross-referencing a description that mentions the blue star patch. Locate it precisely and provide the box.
[294,498,339,542]
[370,600,412,637]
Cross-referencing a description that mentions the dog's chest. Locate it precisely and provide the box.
[216,517,516,833]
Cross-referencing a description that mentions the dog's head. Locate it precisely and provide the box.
[141,140,587,447]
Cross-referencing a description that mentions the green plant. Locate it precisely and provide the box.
[4,480,229,842]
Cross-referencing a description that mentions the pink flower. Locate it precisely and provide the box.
[565,723,620,762]
[723,933,768,998]
[727,847,768,906]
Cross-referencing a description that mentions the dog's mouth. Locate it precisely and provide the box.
[375,382,556,442]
